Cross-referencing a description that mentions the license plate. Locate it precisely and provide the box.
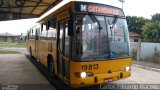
[104,78,113,83]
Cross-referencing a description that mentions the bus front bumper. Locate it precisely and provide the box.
[71,71,131,88]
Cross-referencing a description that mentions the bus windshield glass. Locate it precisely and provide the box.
[72,14,130,61]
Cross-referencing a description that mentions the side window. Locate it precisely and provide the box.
[59,21,69,56]
[29,29,33,39]
[30,29,32,39]
[47,18,57,40]
[36,25,40,40]
[64,22,69,57]
[134,38,138,42]
[29,28,35,39]
[40,23,47,40]
[28,25,40,40]
[59,24,63,51]
[27,30,30,40]
[28,30,31,40]
[32,27,36,39]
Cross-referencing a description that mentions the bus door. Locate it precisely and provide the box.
[57,19,70,81]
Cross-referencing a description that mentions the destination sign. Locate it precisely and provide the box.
[75,2,124,16]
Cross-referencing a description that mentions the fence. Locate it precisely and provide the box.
[140,42,160,60]
[130,42,160,60]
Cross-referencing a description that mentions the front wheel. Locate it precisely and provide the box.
[48,57,55,77]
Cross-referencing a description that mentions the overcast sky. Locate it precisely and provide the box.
[0,0,160,35]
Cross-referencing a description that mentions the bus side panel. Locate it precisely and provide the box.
[38,40,48,67]
[51,40,57,74]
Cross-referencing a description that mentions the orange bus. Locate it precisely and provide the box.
[27,1,131,87]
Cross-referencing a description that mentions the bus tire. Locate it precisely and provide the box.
[48,56,55,77]
[29,47,33,58]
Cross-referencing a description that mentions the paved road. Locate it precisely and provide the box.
[1,48,160,90]
[0,54,55,90]
[112,66,160,84]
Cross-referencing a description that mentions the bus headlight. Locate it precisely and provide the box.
[75,72,93,78]
[123,66,131,71]
[80,72,86,78]
[126,66,130,71]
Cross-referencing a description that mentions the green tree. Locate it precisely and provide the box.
[152,13,160,21]
[126,16,148,34]
[142,21,160,42]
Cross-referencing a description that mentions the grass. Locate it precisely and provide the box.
[0,43,26,48]
[0,50,21,54]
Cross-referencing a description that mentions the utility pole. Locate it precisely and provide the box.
[119,0,125,9]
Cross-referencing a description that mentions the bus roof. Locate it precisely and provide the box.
[38,1,124,23]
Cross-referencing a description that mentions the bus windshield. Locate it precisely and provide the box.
[72,14,130,61]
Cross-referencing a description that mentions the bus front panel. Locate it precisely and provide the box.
[70,58,131,87]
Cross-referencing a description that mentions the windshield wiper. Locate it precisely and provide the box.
[108,16,118,36]
[88,14,102,36]
[108,20,112,36]
[112,16,118,28]
[109,15,118,29]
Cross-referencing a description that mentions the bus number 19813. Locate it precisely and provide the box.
[81,64,98,70]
